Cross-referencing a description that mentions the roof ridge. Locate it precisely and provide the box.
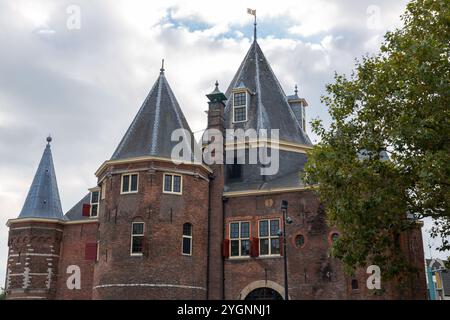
[254,42,269,131]
[150,74,164,155]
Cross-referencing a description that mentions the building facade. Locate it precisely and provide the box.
[4,32,427,300]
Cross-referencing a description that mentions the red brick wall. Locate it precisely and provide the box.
[222,190,427,300]
[55,222,98,300]
[92,160,210,299]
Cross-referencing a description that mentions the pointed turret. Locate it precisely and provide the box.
[111,62,195,161]
[224,40,312,145]
[18,136,64,220]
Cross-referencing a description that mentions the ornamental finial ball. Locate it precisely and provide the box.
[46,135,52,144]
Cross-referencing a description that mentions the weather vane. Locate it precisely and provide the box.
[247,8,257,40]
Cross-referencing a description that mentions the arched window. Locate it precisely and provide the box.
[182,223,192,255]
[295,234,305,248]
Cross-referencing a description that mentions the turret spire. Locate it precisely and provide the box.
[18,137,64,220]
[160,58,165,74]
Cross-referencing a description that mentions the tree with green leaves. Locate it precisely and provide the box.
[0,287,5,300]
[304,0,449,283]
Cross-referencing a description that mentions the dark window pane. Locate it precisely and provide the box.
[173,175,181,193]
[182,237,191,255]
[351,279,359,290]
[132,223,144,235]
[91,204,98,217]
[230,223,239,239]
[270,220,280,236]
[122,175,130,193]
[234,106,246,122]
[164,175,172,192]
[240,222,250,238]
[130,174,138,191]
[259,220,268,237]
[230,240,239,256]
[259,238,269,255]
[132,236,143,254]
[241,240,250,256]
[233,92,246,106]
[91,191,99,204]
[183,223,192,236]
[331,233,339,243]
[271,238,280,255]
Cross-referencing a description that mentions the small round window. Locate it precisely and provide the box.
[295,234,305,248]
[331,233,339,243]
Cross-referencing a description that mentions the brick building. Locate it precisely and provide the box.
[4,28,427,300]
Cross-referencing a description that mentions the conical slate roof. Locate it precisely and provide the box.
[224,40,312,145]
[18,137,65,220]
[111,68,195,161]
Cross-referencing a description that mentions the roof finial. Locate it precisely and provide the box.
[160,58,165,74]
[294,84,298,95]
[46,134,52,145]
[247,8,257,41]
[215,80,219,89]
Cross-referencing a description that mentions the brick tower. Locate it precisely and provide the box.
[205,81,227,299]
[5,136,64,299]
[91,64,211,299]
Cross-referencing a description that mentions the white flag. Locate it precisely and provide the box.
[247,8,256,16]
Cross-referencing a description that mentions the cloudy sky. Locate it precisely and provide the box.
[0,0,448,285]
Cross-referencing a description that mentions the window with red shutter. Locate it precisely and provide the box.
[82,204,91,217]
[222,239,230,258]
[84,243,97,261]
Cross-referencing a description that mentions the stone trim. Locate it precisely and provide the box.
[238,280,287,300]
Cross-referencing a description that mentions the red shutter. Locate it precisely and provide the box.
[84,243,97,261]
[250,237,259,257]
[82,204,91,216]
[222,239,230,258]
[280,236,284,256]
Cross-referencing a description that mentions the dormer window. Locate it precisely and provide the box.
[233,91,248,123]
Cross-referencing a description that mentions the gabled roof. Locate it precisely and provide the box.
[18,137,65,220]
[111,68,195,161]
[224,40,312,146]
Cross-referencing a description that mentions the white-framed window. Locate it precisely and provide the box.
[259,219,281,256]
[163,173,182,194]
[121,173,138,194]
[229,221,250,257]
[90,190,100,217]
[232,91,247,123]
[182,223,192,256]
[130,222,144,256]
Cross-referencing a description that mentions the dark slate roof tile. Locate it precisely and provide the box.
[224,40,312,146]
[64,193,91,221]
[18,140,65,220]
[111,71,196,161]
